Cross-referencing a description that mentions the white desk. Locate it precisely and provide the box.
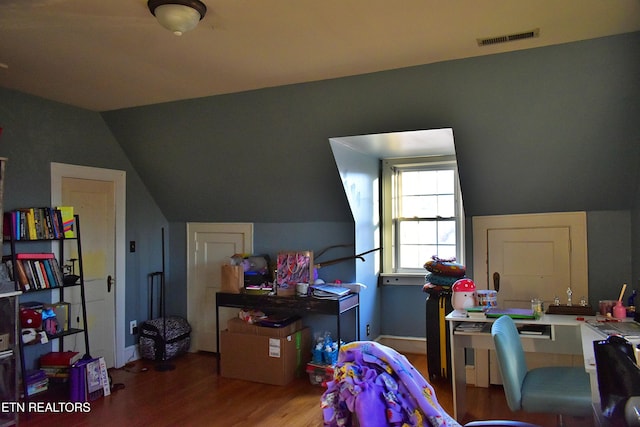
[446,313,601,421]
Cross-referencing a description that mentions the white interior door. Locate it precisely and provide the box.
[61,178,116,368]
[488,227,571,308]
[474,212,588,306]
[472,212,588,386]
[187,223,253,353]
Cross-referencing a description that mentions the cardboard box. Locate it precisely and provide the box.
[221,327,311,385]
[227,317,303,338]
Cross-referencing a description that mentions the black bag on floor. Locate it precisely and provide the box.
[139,316,191,361]
[594,335,640,424]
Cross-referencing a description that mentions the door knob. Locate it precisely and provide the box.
[107,275,113,292]
[493,272,500,292]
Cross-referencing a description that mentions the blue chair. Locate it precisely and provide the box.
[491,315,592,426]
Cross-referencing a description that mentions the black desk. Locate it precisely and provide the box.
[215,292,359,373]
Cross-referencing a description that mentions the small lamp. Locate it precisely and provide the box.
[148,0,207,36]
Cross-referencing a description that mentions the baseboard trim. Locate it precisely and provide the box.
[375,335,426,355]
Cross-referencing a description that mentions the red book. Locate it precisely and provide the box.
[16,253,55,260]
[40,351,81,367]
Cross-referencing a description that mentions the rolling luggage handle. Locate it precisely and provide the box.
[148,271,164,321]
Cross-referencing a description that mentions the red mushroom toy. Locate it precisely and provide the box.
[452,278,477,312]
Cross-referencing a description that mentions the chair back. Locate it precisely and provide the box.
[491,315,528,411]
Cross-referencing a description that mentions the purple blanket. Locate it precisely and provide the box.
[321,341,458,426]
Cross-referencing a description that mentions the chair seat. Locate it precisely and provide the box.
[521,366,592,416]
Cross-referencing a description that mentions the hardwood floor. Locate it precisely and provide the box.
[19,352,594,427]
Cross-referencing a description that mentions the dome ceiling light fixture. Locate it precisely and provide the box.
[148,0,207,36]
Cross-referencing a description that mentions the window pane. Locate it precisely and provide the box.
[399,221,436,244]
[437,195,455,217]
[437,170,454,194]
[437,245,456,260]
[401,195,437,217]
[399,244,436,269]
[402,170,438,195]
[438,221,456,245]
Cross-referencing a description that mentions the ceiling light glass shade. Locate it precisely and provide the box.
[148,1,207,36]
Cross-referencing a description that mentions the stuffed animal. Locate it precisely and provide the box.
[20,307,42,329]
[452,278,477,312]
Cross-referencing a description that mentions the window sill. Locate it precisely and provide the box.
[379,273,424,286]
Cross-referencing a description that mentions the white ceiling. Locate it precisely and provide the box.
[331,128,455,159]
[1,0,639,112]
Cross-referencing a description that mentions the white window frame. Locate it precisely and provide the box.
[381,155,465,283]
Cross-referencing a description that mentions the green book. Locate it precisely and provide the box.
[485,307,536,319]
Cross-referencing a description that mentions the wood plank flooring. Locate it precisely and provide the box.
[19,351,594,426]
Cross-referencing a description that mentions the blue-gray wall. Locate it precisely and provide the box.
[103,32,639,339]
[330,140,381,340]
[0,88,168,352]
[0,31,638,349]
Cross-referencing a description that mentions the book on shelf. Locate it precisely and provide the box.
[43,260,57,288]
[40,351,81,367]
[455,322,486,332]
[4,207,69,240]
[12,258,30,291]
[40,366,71,382]
[35,260,50,288]
[23,260,41,289]
[25,369,49,397]
[7,255,63,290]
[16,252,55,260]
[57,206,75,238]
[19,208,38,240]
[2,211,14,241]
[50,258,66,288]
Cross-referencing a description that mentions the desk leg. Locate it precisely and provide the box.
[337,309,342,348]
[356,305,360,341]
[450,327,466,421]
[216,302,220,374]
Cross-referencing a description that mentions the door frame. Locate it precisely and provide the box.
[51,162,127,368]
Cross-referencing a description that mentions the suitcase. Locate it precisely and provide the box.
[139,271,191,361]
[139,316,191,361]
[425,290,452,380]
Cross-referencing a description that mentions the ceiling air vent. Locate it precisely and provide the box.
[477,28,540,47]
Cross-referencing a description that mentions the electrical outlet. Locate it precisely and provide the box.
[366,324,371,336]
[130,320,137,335]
